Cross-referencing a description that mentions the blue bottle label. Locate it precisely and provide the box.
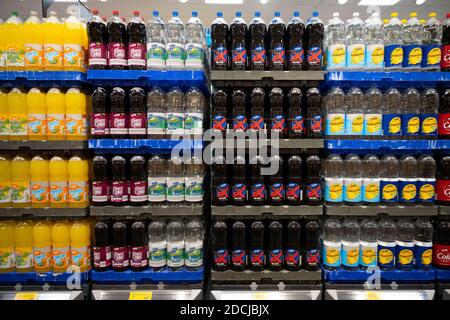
[306,183,321,201]
[401,114,420,136]
[271,115,286,132]
[362,178,380,203]
[384,44,403,68]
[380,179,399,203]
[233,115,248,131]
[268,249,284,266]
[212,115,227,131]
[344,178,362,203]
[322,240,341,268]
[396,241,414,268]
[231,249,246,267]
[215,183,230,201]
[288,46,304,65]
[309,115,323,134]
[231,183,246,200]
[271,46,285,65]
[213,46,228,66]
[382,114,401,136]
[286,182,301,201]
[326,114,345,136]
[378,241,396,269]
[325,178,343,203]
[345,113,364,135]
[341,241,360,268]
[420,113,438,136]
[249,115,265,131]
[251,46,266,66]
[232,46,247,66]
[307,46,322,66]
[269,183,285,201]
[326,43,346,69]
[421,44,441,68]
[414,241,433,268]
[398,179,417,203]
[417,178,435,203]
[250,249,265,267]
[290,115,304,133]
[213,249,229,267]
[285,249,300,267]
[364,114,382,136]
[402,44,422,68]
[360,242,378,267]
[250,183,266,201]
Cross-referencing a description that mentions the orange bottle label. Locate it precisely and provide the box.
[68,182,88,203]
[50,182,68,204]
[34,247,52,270]
[31,182,49,203]
[52,246,70,269]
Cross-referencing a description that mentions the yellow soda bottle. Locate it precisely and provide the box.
[0,18,6,71]
[30,156,50,208]
[43,11,63,71]
[24,11,44,71]
[49,156,68,208]
[5,12,24,71]
[33,220,52,273]
[64,11,84,72]
[46,87,65,141]
[27,88,47,140]
[70,220,91,272]
[0,89,10,140]
[51,220,71,273]
[65,88,87,140]
[0,220,15,272]
[15,220,34,273]
[11,155,31,208]
[0,155,11,208]
[8,88,28,141]
[68,156,89,208]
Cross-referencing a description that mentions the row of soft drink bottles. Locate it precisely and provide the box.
[210,11,324,71]
[324,154,435,206]
[0,155,89,209]
[212,219,320,272]
[91,87,205,138]
[212,87,323,138]
[325,87,444,138]
[0,11,87,72]
[93,219,204,272]
[0,219,91,273]
[322,218,450,270]
[212,154,321,207]
[92,155,204,206]
[88,10,206,70]
[0,87,87,141]
[325,12,450,70]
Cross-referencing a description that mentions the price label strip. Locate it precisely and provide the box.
[365,291,381,300]
[129,291,153,300]
[14,292,39,300]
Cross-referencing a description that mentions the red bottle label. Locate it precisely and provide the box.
[438,113,450,135]
[111,180,128,203]
[89,42,107,66]
[112,246,129,268]
[129,113,147,135]
[437,179,450,202]
[108,42,127,66]
[92,180,109,203]
[93,246,112,269]
[128,43,146,66]
[433,243,450,267]
[131,246,148,268]
[130,180,147,203]
[91,113,109,135]
[441,44,450,69]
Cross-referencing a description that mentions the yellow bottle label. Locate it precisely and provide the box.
[47,114,65,136]
[65,114,87,136]
[421,117,437,134]
[9,115,27,136]
[63,44,83,68]
[361,248,377,266]
[50,182,68,204]
[390,47,403,65]
[408,47,422,65]
[332,45,345,65]
[419,183,434,201]
[346,183,361,200]
[6,46,25,67]
[0,183,11,203]
[330,115,344,133]
[427,47,441,65]
[28,114,47,136]
[382,184,397,200]
[346,248,359,266]
[378,249,394,265]
[366,116,381,133]
[351,45,365,65]
[329,183,343,200]
[407,116,420,134]
[364,183,379,200]
[326,248,340,265]
[11,181,30,203]
[389,117,401,134]
[402,184,417,201]
[398,249,413,265]
[351,116,364,134]
[0,115,10,135]
[371,46,384,65]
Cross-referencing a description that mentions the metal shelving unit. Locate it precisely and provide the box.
[0,207,89,217]
[212,205,323,216]
[211,269,322,282]
[0,140,88,150]
[324,205,438,216]
[90,205,203,217]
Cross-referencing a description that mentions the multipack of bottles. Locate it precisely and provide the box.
[0,219,91,273]
[212,219,320,272]
[87,10,206,70]
[212,154,322,207]
[322,218,439,271]
[0,11,87,72]
[325,87,439,138]
[212,87,323,138]
[0,154,89,209]
[92,154,204,206]
[91,86,205,139]
[210,11,324,71]
[0,87,87,141]
[324,154,436,206]
[93,218,204,272]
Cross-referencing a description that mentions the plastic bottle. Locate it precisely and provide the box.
[324,154,344,205]
[147,155,167,204]
[130,155,147,206]
[396,220,415,270]
[70,220,91,272]
[210,12,229,70]
[442,13,450,71]
[127,11,146,70]
[268,155,284,206]
[248,221,265,271]
[51,221,71,273]
[212,155,229,206]
[27,88,47,140]
[343,154,362,206]
[91,87,109,137]
[231,155,246,206]
[185,219,204,270]
[384,12,404,69]
[128,87,147,139]
[185,87,204,139]
[249,12,267,71]
[43,11,63,71]
[0,221,15,272]
[166,11,185,70]
[92,156,109,207]
[112,221,129,271]
[322,219,342,270]
[414,219,433,270]
[49,156,68,208]
[0,156,11,208]
[146,11,166,70]
[285,221,301,271]
[433,218,450,269]
[359,219,378,269]
[286,12,305,71]
[377,219,396,270]
[212,220,228,271]
[93,221,111,271]
[67,156,88,208]
[380,155,399,205]
[14,221,34,272]
[166,88,185,136]
[30,156,49,208]
[402,88,421,138]
[399,154,418,206]
[325,87,345,137]
[166,220,185,270]
[248,155,265,206]
[362,154,380,205]
[231,89,247,132]
[231,221,246,271]
[0,18,4,71]
[341,219,360,269]
[110,87,127,138]
[403,12,423,69]
[306,87,323,138]
[46,88,66,141]
[305,11,324,70]
[65,88,87,140]
[5,12,25,71]
[24,11,43,71]
[249,87,266,135]
[364,87,383,137]
[0,89,9,140]
[439,89,450,138]
[147,87,167,138]
[345,87,364,137]
[230,12,247,70]
[365,12,384,69]
[166,156,185,205]
[107,11,127,70]
[287,87,303,138]
[304,219,320,271]
[382,88,402,137]
[33,221,53,273]
[286,155,302,206]
[422,12,442,70]
[8,88,28,141]
[110,155,128,205]
[64,10,84,71]
[185,156,204,205]
[420,88,439,137]
[269,87,286,138]
[326,12,346,70]
[11,155,30,208]
[346,12,366,69]
[305,155,322,205]
[129,221,148,271]
[148,220,167,270]
[417,154,436,205]
[87,9,108,70]
[185,12,205,70]
[437,156,450,205]
[211,89,228,135]
[268,12,285,70]
[267,221,283,271]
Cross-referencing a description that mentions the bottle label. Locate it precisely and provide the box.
[148,177,167,202]
[401,114,420,136]
[306,183,322,201]
[249,115,264,131]
[364,113,382,136]
[306,248,320,267]
[149,240,167,268]
[212,115,227,132]
[31,181,49,204]
[231,249,246,267]
[288,46,304,65]
[15,246,32,269]
[93,246,112,269]
[362,178,380,203]
[384,44,403,68]
[213,249,228,268]
[6,45,24,67]
[286,182,301,202]
[185,240,203,267]
[250,249,265,267]
[52,246,70,269]
[326,43,346,69]
[25,43,43,68]
[322,240,341,268]
[271,115,286,132]
[417,178,435,203]
[112,246,129,268]
[231,183,246,201]
[437,179,450,203]
[12,181,30,203]
[252,46,266,66]
[129,113,147,135]
[403,44,422,68]
[166,43,185,68]
[185,43,204,69]
[89,42,107,66]
[345,113,364,135]
[128,42,146,67]
[184,112,203,134]
[131,246,149,268]
[326,114,345,135]
[44,44,63,68]
[215,183,230,201]
[0,182,11,203]
[422,44,441,68]
[108,42,127,66]
[341,241,360,268]
[270,183,285,201]
[290,115,304,134]
[28,113,47,136]
[47,114,65,137]
[271,46,285,66]
[50,181,68,205]
[380,179,399,203]
[167,240,185,267]
[110,112,128,135]
[71,246,91,269]
[344,178,362,203]
[233,115,248,131]
[269,249,284,266]
[432,243,450,267]
[63,44,83,68]
[309,115,323,134]
[442,44,450,69]
[66,114,87,137]
[147,42,166,68]
[325,177,343,203]
[130,180,147,203]
[166,113,184,134]
[147,112,166,135]
[9,115,27,136]
[414,241,432,268]
[382,114,401,136]
[91,113,109,136]
[346,43,365,68]
[69,181,88,204]
[250,183,266,201]
[396,241,414,267]
[185,176,204,203]
[166,177,185,202]
[420,113,437,136]
[366,44,384,68]
[377,241,395,268]
[399,179,417,203]
[307,46,322,66]
[212,46,228,66]
[285,249,300,267]
[439,113,450,136]
[0,115,10,136]
[111,180,128,203]
[0,247,15,269]
[360,241,377,267]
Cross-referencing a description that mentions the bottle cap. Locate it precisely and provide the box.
[383,19,389,24]
[255,11,261,18]
[12,11,18,17]
[293,11,300,17]
[447,13,450,19]
[274,11,281,17]
[420,19,426,24]
[153,10,159,17]
[192,11,198,17]
[333,12,339,17]
[92,9,99,15]
[112,10,119,15]
[312,11,319,17]
[217,12,223,18]
[401,19,407,24]
[173,11,179,17]
[133,10,140,16]
[236,11,242,17]
[30,11,38,16]
[410,12,417,18]
[353,12,359,17]
[391,12,398,17]
[429,12,436,18]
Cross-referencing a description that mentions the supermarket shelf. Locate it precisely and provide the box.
[88,139,203,152]
[322,268,436,283]
[91,289,202,300]
[90,205,203,217]
[325,139,437,151]
[0,140,87,150]
[325,205,438,216]
[324,289,435,300]
[439,206,450,215]
[209,289,322,300]
[444,289,450,300]
[0,207,89,217]
[0,271,90,285]
[211,269,322,282]
[0,291,84,300]
[435,269,450,282]
[0,71,87,87]
[325,71,450,83]
[211,205,323,216]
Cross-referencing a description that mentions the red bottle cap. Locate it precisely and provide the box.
[447,13,450,18]
[112,10,119,15]
[133,10,140,16]
[92,9,99,15]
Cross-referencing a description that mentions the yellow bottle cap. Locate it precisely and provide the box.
[383,19,389,24]
[391,12,398,18]
[429,12,436,18]
[401,19,407,24]
[420,19,426,24]
[410,12,417,18]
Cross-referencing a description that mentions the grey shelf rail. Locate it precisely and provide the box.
[0,140,88,150]
[0,207,88,218]
[439,206,450,216]
[211,269,322,282]
[324,205,438,216]
[211,205,323,217]
[90,205,203,217]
